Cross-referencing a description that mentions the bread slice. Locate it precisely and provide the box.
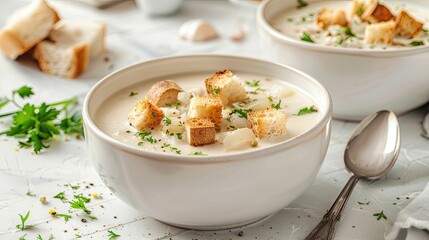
[350,0,374,18]
[128,98,165,131]
[205,70,247,106]
[316,8,348,29]
[187,96,222,130]
[247,108,287,139]
[147,80,184,107]
[33,41,88,79]
[364,21,395,45]
[48,20,106,58]
[185,118,216,146]
[361,2,395,23]
[0,0,60,60]
[395,10,424,38]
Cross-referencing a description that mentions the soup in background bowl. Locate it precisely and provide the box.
[83,54,332,229]
[257,0,429,121]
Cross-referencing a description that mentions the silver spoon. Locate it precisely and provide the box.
[305,110,401,240]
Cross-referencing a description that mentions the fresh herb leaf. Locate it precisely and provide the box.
[409,40,424,46]
[339,26,356,38]
[245,80,260,87]
[146,136,157,144]
[19,234,27,240]
[357,201,370,205]
[69,198,91,215]
[356,5,364,16]
[151,112,156,118]
[89,215,97,220]
[163,116,172,125]
[66,184,80,190]
[74,193,91,203]
[166,102,181,108]
[249,87,266,95]
[211,87,220,95]
[108,230,120,240]
[53,192,67,202]
[14,86,34,99]
[170,147,182,154]
[272,99,282,110]
[136,131,151,139]
[59,112,84,138]
[423,28,428,33]
[129,91,138,97]
[162,143,171,148]
[230,109,251,119]
[26,189,36,197]
[297,0,308,9]
[176,132,183,140]
[373,210,387,221]
[55,213,72,222]
[300,32,314,43]
[75,234,82,238]
[0,98,9,110]
[16,210,31,231]
[296,106,318,116]
[189,151,207,156]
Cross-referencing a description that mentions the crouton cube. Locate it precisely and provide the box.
[128,98,164,131]
[395,10,424,38]
[351,0,374,18]
[147,80,184,107]
[188,96,222,130]
[361,2,394,23]
[205,70,247,106]
[186,118,216,146]
[316,8,348,29]
[364,21,395,45]
[247,108,287,139]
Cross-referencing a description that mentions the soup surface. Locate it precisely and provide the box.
[271,1,429,49]
[95,72,321,156]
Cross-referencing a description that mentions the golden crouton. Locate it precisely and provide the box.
[188,96,222,130]
[395,10,424,38]
[247,108,287,139]
[186,118,216,147]
[364,21,395,45]
[316,8,348,29]
[128,98,164,131]
[147,80,183,107]
[361,2,395,23]
[351,0,374,18]
[205,70,247,106]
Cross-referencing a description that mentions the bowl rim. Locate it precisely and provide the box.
[83,54,333,163]
[257,0,429,57]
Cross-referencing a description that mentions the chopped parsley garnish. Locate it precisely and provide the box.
[162,143,171,148]
[19,234,27,240]
[423,29,428,33]
[287,17,294,22]
[26,189,36,197]
[74,193,91,203]
[373,210,387,221]
[300,32,314,43]
[230,109,251,119]
[55,213,72,222]
[409,40,424,46]
[272,99,282,110]
[0,86,83,154]
[135,131,157,144]
[151,112,156,118]
[108,230,121,240]
[129,91,138,97]
[166,102,181,108]
[65,184,80,190]
[267,96,274,102]
[229,125,236,130]
[16,210,32,231]
[297,0,308,9]
[357,201,370,205]
[36,234,54,240]
[245,80,260,87]
[296,106,318,116]
[339,26,356,38]
[176,132,183,140]
[249,87,266,95]
[75,234,82,238]
[146,136,157,144]
[189,151,207,156]
[69,195,91,215]
[163,116,172,125]
[211,87,220,95]
[356,6,364,16]
[53,192,67,202]
[170,147,182,154]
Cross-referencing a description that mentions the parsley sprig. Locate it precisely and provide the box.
[16,210,32,231]
[296,106,318,116]
[108,230,120,239]
[373,210,387,221]
[300,32,314,43]
[0,86,83,153]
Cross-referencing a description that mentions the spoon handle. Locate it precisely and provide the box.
[305,175,360,240]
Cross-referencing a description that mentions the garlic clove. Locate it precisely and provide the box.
[179,19,219,41]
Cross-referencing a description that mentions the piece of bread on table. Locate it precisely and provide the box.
[48,20,106,58]
[316,8,348,29]
[33,20,106,78]
[350,0,374,18]
[186,118,216,146]
[187,96,222,130]
[247,108,286,139]
[361,2,395,23]
[0,0,60,60]
[128,98,165,131]
[147,80,184,107]
[364,21,395,45]
[33,41,88,79]
[205,70,247,106]
[395,10,423,38]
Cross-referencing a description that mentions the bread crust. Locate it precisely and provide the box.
[205,70,247,106]
[186,118,216,146]
[395,10,423,38]
[147,80,183,107]
[128,98,165,131]
[364,21,395,45]
[188,96,222,130]
[247,108,287,139]
[361,2,395,23]
[316,8,348,29]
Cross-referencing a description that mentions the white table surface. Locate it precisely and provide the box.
[0,1,429,239]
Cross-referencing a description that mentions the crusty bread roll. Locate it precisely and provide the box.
[0,0,60,60]
[147,80,183,107]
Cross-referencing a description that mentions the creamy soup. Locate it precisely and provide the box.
[271,1,429,49]
[95,72,321,156]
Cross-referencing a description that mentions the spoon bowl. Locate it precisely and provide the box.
[305,110,401,240]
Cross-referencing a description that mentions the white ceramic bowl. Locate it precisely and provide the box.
[83,55,332,230]
[257,0,429,121]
